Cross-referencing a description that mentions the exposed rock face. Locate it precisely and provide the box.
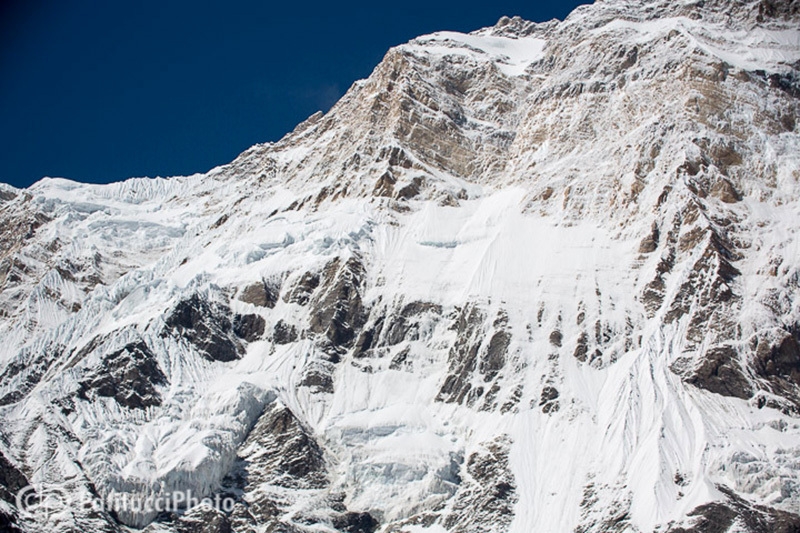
[216,400,380,533]
[222,401,327,531]
[440,437,517,533]
[272,319,299,344]
[0,342,61,407]
[283,271,320,305]
[1,0,800,532]
[232,313,266,343]
[332,512,379,533]
[163,294,245,362]
[683,344,753,400]
[382,301,442,347]
[237,401,327,490]
[309,256,367,349]
[77,340,167,409]
[0,451,29,505]
[170,506,232,533]
[353,300,444,362]
[238,279,279,308]
[437,305,515,411]
[436,305,489,405]
[668,486,800,533]
[757,332,800,385]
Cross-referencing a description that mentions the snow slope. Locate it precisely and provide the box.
[1,0,799,532]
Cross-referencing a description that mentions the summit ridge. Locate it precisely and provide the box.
[1,1,799,532]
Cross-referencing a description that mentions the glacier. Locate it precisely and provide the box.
[1,0,800,532]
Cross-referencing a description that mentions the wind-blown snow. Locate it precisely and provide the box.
[596,17,800,72]
[405,32,547,76]
[1,0,800,531]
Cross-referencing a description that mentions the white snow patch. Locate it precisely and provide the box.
[405,31,547,76]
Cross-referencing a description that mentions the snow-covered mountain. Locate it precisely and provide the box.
[1,0,800,531]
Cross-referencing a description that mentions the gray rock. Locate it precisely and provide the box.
[163,294,244,362]
[77,340,167,409]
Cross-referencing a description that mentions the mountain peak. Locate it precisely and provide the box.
[1,0,799,531]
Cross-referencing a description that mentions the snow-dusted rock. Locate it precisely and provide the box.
[1,0,800,531]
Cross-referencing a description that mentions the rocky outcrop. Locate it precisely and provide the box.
[756,331,800,385]
[232,313,265,343]
[217,400,380,533]
[289,256,369,394]
[353,300,443,359]
[234,401,327,490]
[382,301,442,347]
[273,319,298,344]
[309,256,367,349]
[283,271,320,305]
[437,305,513,408]
[753,329,800,413]
[165,506,232,533]
[436,304,488,405]
[668,486,800,533]
[0,450,29,505]
[77,340,167,409]
[0,512,24,533]
[440,436,517,533]
[332,512,379,533]
[0,341,62,407]
[238,279,280,308]
[682,345,753,400]
[163,294,245,362]
[1,0,800,532]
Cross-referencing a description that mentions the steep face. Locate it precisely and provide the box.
[1,1,800,532]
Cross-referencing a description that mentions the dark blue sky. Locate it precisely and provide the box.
[0,0,590,189]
